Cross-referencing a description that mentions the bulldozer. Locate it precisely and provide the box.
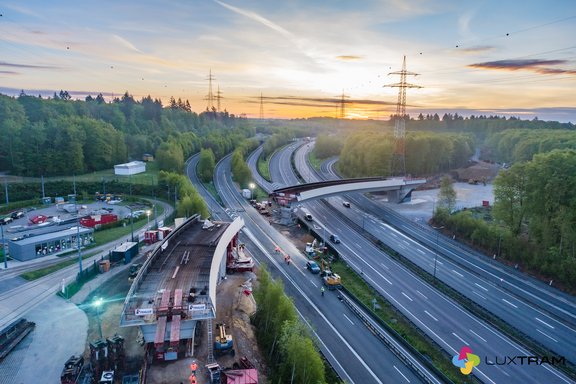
[214,323,234,356]
[320,259,341,290]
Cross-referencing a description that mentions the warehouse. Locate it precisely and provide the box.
[8,227,94,261]
[114,161,146,176]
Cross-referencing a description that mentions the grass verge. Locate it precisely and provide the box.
[257,156,272,182]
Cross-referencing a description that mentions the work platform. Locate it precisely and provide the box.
[119,215,245,360]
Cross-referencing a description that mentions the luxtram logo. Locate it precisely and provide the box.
[452,346,481,375]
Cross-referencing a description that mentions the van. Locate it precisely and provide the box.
[0,217,13,225]
[11,211,25,219]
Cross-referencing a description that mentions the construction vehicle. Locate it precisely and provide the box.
[214,323,234,356]
[60,355,84,384]
[320,259,342,290]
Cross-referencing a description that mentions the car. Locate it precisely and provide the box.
[11,211,25,219]
[329,234,341,244]
[0,217,13,225]
[306,261,321,274]
[343,201,351,208]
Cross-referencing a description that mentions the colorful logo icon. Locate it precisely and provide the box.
[452,346,480,375]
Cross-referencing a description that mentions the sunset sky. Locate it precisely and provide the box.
[1,0,575,121]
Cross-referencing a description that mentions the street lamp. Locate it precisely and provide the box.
[126,206,135,242]
[93,297,104,340]
[1,223,7,269]
[432,226,445,280]
[146,210,151,229]
[249,183,256,199]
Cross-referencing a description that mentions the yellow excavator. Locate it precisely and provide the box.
[320,259,342,290]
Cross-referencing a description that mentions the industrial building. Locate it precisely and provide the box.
[8,227,94,261]
[114,161,146,176]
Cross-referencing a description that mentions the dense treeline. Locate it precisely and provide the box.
[158,171,208,219]
[485,129,576,164]
[314,135,343,159]
[338,132,475,177]
[0,92,256,176]
[253,267,327,384]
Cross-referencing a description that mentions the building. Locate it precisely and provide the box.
[142,153,154,162]
[114,161,146,176]
[8,227,94,261]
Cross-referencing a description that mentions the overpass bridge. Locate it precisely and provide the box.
[119,215,245,362]
[270,176,426,206]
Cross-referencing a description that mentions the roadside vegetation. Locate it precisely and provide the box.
[253,267,341,384]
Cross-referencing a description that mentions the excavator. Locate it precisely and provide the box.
[320,259,342,290]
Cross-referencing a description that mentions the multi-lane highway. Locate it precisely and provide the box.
[259,141,574,384]
[186,153,442,384]
[292,142,576,365]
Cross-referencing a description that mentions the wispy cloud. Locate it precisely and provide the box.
[336,55,362,61]
[456,45,494,54]
[0,61,58,69]
[468,59,576,75]
[0,71,19,75]
[244,95,395,108]
[111,34,143,54]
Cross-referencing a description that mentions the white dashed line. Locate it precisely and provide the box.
[452,332,469,346]
[474,283,488,291]
[416,290,428,300]
[502,298,518,308]
[380,263,389,270]
[535,317,555,329]
[393,365,411,382]
[417,249,425,254]
[536,329,558,343]
[473,291,487,300]
[343,313,355,325]
[452,270,463,277]
[401,292,413,302]
[469,329,487,343]
[424,310,438,321]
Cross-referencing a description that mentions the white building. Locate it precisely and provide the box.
[114,161,146,176]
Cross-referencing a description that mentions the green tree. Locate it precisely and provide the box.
[156,141,184,173]
[197,148,216,183]
[437,176,456,212]
[493,163,529,235]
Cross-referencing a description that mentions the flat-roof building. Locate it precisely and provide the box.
[9,227,94,261]
[114,161,146,176]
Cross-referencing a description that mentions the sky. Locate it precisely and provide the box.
[1,0,575,122]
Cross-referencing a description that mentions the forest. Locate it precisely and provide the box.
[0,92,256,177]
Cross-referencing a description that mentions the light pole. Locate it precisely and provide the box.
[93,297,104,340]
[128,207,135,242]
[1,223,7,269]
[432,226,444,280]
[146,210,151,229]
[249,183,255,199]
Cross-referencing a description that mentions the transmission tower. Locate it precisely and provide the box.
[216,85,224,112]
[205,69,216,110]
[385,56,421,177]
[259,93,264,119]
[337,90,349,119]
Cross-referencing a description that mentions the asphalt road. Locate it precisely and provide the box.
[187,153,436,384]
[262,141,573,384]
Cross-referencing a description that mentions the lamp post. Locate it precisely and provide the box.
[1,223,7,269]
[249,183,255,199]
[432,225,445,280]
[93,297,104,340]
[146,210,151,229]
[129,207,135,242]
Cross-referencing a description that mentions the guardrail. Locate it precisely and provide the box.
[339,288,453,384]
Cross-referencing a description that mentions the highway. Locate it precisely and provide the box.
[260,141,574,384]
[186,153,440,384]
[298,145,576,364]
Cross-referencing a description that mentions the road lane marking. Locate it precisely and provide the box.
[502,299,518,308]
[401,292,413,302]
[536,329,558,343]
[436,260,443,265]
[473,291,487,300]
[469,329,487,343]
[393,365,411,383]
[535,317,555,329]
[424,310,438,321]
[416,290,428,300]
[474,283,488,291]
[380,263,389,270]
[452,332,469,346]
[382,276,393,285]
[452,270,463,277]
[417,249,425,254]
[310,281,318,288]
[343,313,355,325]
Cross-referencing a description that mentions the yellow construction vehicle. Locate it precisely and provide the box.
[214,323,234,356]
[320,259,341,290]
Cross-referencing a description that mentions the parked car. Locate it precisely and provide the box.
[306,261,321,274]
[342,201,351,208]
[0,216,13,225]
[11,211,25,219]
[329,234,341,244]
